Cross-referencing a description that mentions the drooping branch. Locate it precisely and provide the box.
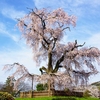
[72,69,98,86]
[3,63,40,91]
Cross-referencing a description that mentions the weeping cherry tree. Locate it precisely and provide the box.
[4,8,100,91]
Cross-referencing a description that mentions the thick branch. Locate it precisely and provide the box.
[39,66,47,74]
[53,55,64,73]
[53,65,63,73]
[42,41,48,50]
[52,37,57,50]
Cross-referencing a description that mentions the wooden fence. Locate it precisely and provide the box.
[20,90,83,98]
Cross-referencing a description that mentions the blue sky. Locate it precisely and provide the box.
[0,0,100,84]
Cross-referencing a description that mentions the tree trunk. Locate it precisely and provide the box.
[48,79,51,96]
[48,51,53,73]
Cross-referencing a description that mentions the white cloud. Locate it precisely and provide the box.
[0,22,20,42]
[64,0,100,8]
[1,7,26,20]
[0,47,40,82]
[33,0,99,8]
[86,33,100,49]
[33,0,100,18]
[34,0,69,9]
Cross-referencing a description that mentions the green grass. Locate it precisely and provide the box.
[15,96,100,100]
[15,97,53,100]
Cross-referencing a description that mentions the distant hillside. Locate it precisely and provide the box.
[91,81,100,86]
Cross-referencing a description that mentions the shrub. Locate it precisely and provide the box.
[83,89,91,98]
[0,92,14,100]
[36,83,44,91]
[64,88,70,92]
[36,83,48,91]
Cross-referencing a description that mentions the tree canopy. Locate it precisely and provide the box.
[3,8,100,90]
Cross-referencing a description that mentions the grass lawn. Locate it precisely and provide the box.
[15,96,100,100]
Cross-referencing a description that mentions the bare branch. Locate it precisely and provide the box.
[62,26,70,31]
[71,40,85,51]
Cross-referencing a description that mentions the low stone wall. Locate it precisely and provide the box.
[20,90,83,98]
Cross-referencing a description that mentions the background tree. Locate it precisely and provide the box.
[0,82,4,91]
[4,8,100,91]
[0,77,14,95]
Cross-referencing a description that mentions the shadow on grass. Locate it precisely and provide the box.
[52,97,76,100]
